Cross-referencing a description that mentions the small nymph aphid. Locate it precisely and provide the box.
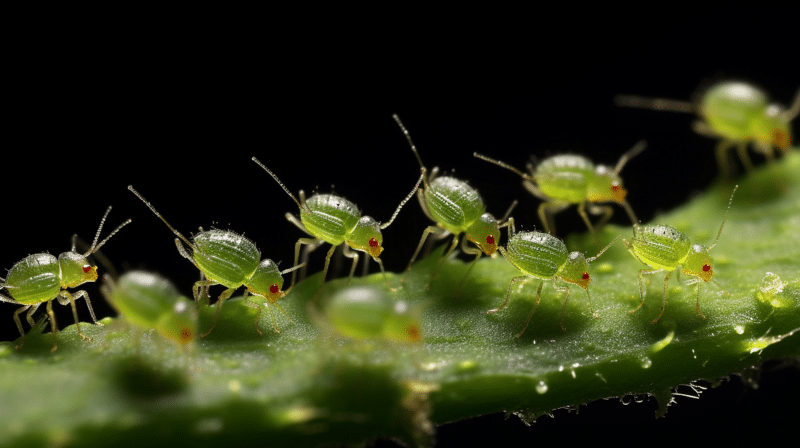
[624,186,738,323]
[101,271,197,349]
[319,285,422,343]
[615,81,800,176]
[474,141,645,236]
[488,217,617,337]
[0,206,131,351]
[252,157,424,290]
[393,114,511,291]
[128,186,303,337]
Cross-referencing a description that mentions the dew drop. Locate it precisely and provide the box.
[734,325,745,335]
[640,357,652,369]
[620,395,632,405]
[535,380,548,394]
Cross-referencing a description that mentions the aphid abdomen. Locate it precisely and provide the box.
[700,82,768,141]
[425,177,485,234]
[193,230,261,288]
[301,194,361,245]
[630,225,691,271]
[108,271,179,330]
[4,254,61,305]
[505,232,567,279]
[534,155,593,203]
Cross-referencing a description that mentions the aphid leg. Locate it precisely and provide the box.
[487,275,529,315]
[538,201,570,235]
[341,244,360,285]
[587,203,615,230]
[12,305,33,349]
[734,142,754,172]
[174,238,200,269]
[402,225,446,283]
[552,279,571,331]
[427,234,461,290]
[515,280,543,338]
[56,291,91,341]
[694,282,706,320]
[457,237,483,297]
[46,300,58,352]
[319,244,339,289]
[264,300,294,334]
[576,202,598,240]
[372,257,389,287]
[653,270,676,324]
[192,279,217,303]
[240,290,264,336]
[292,237,324,288]
[630,268,663,315]
[714,140,736,179]
[201,287,235,337]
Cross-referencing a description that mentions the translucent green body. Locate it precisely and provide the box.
[300,194,361,246]
[424,176,486,235]
[4,254,63,305]
[193,230,261,289]
[533,155,626,204]
[626,225,713,281]
[503,231,591,288]
[104,271,197,346]
[324,286,422,343]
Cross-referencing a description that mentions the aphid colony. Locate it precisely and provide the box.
[2,80,794,350]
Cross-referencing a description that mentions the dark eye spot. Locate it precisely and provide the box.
[582,272,590,280]
[611,181,620,191]
[702,264,711,272]
[270,284,280,294]
[369,237,379,247]
[82,265,92,273]
[486,235,495,245]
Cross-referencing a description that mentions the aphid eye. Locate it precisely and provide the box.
[582,272,590,280]
[269,284,280,294]
[407,325,421,341]
[81,265,92,273]
[702,264,711,272]
[180,328,192,342]
[368,237,379,248]
[610,181,620,191]
[486,235,495,245]
[774,130,789,147]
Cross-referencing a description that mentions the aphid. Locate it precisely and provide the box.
[128,185,302,336]
[252,157,424,290]
[0,206,131,351]
[615,81,800,176]
[320,285,422,343]
[101,270,197,349]
[488,217,618,338]
[624,186,738,323]
[474,141,645,236]
[393,114,510,291]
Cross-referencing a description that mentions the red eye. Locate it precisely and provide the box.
[270,284,280,294]
[486,235,495,245]
[407,325,421,341]
[369,237,379,248]
[180,328,192,342]
[611,181,620,191]
[702,264,711,272]
[82,265,92,273]
[774,130,789,148]
[582,272,590,280]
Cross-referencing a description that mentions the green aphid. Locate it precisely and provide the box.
[128,186,302,337]
[615,81,800,176]
[252,157,424,291]
[101,271,197,348]
[623,186,738,324]
[474,141,645,236]
[0,207,131,352]
[322,285,422,343]
[392,114,511,292]
[489,217,617,337]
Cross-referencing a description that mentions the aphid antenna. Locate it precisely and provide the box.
[380,168,426,229]
[251,157,308,212]
[472,153,535,181]
[128,185,194,249]
[707,185,738,252]
[500,199,519,224]
[586,235,620,263]
[613,94,696,114]
[614,140,648,174]
[280,262,306,276]
[783,88,800,121]
[79,206,132,257]
[392,114,427,171]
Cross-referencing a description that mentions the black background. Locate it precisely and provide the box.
[2,6,798,446]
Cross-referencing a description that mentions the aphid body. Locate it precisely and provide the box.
[128,186,301,336]
[393,115,506,290]
[0,206,131,351]
[102,271,197,347]
[488,217,616,337]
[616,81,799,175]
[475,141,645,235]
[252,157,423,290]
[323,285,422,343]
[623,186,738,323]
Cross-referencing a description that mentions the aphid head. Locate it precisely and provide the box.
[381,300,424,343]
[587,165,627,204]
[157,297,198,346]
[246,259,286,303]
[466,213,501,257]
[58,252,98,288]
[560,251,592,289]
[753,104,792,152]
[348,216,383,259]
[682,244,713,282]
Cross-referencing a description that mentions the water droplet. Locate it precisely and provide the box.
[535,380,548,394]
[634,395,645,403]
[640,357,652,369]
[734,325,745,335]
[620,395,632,405]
